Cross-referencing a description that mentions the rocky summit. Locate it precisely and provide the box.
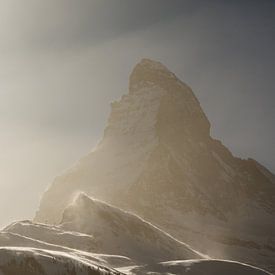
[34,59,275,273]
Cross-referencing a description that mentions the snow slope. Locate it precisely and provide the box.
[3,194,203,264]
[0,247,122,275]
[4,220,98,252]
[0,247,271,275]
[123,259,272,275]
[59,193,203,263]
[0,195,272,274]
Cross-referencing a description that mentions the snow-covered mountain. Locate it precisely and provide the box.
[34,58,275,273]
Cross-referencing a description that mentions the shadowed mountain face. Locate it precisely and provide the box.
[34,59,275,272]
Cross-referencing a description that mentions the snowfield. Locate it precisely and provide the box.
[122,259,272,275]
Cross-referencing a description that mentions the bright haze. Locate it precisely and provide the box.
[0,0,274,228]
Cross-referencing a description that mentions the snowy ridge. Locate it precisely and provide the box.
[4,220,98,252]
[0,230,134,269]
[60,193,204,263]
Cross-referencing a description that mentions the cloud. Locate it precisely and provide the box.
[0,0,201,52]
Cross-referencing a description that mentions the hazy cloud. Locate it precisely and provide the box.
[0,0,200,52]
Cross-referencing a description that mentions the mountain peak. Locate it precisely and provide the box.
[129,58,180,93]
[73,191,90,204]
[135,58,171,72]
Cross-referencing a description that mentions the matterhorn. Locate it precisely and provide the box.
[32,59,275,273]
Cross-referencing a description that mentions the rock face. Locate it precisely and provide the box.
[35,58,275,272]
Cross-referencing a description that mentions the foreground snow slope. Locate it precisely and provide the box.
[0,194,271,274]
[0,230,134,270]
[4,220,98,252]
[0,221,271,274]
[0,247,122,275]
[0,247,271,275]
[122,259,272,275]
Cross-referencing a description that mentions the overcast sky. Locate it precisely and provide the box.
[0,0,274,228]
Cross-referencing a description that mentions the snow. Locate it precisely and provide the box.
[4,220,98,252]
[60,193,203,263]
[0,227,270,275]
[0,247,121,275]
[123,259,272,275]
[0,194,272,274]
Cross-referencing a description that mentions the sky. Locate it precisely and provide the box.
[0,0,274,228]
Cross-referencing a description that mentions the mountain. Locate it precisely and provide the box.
[34,58,275,272]
[0,193,271,275]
